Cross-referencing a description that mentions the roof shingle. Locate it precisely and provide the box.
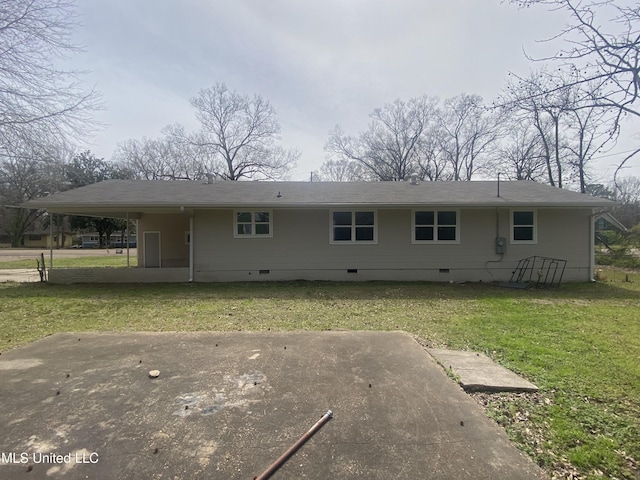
[25,179,612,211]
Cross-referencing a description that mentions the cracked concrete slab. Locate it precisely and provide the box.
[427,349,539,393]
[1,332,544,479]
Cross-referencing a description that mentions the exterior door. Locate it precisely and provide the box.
[144,232,161,268]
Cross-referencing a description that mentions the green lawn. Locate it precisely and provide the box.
[0,255,137,269]
[0,269,638,479]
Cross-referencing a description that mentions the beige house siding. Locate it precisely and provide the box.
[188,207,593,282]
[137,213,190,268]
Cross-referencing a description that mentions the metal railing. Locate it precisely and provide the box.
[510,256,567,287]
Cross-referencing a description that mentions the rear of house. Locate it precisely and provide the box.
[137,206,591,283]
[26,179,610,284]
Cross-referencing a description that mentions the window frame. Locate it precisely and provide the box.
[233,209,274,238]
[510,209,537,244]
[411,209,460,244]
[329,209,378,244]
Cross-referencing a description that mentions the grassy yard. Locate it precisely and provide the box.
[0,255,137,269]
[0,269,638,479]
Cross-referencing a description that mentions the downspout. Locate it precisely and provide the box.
[49,214,53,270]
[589,209,597,282]
[189,213,194,282]
[126,212,130,268]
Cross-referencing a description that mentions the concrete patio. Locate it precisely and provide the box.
[0,331,545,479]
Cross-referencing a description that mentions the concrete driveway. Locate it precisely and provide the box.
[0,269,41,283]
[0,331,545,479]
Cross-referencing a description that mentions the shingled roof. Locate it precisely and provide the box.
[26,179,611,214]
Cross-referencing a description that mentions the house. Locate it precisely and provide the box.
[25,179,612,284]
[80,233,100,248]
[109,231,137,248]
[79,232,137,248]
[21,230,73,249]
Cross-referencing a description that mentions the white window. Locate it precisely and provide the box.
[412,210,459,243]
[330,210,377,244]
[511,210,537,243]
[234,210,273,238]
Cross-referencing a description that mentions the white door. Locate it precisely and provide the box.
[144,232,161,268]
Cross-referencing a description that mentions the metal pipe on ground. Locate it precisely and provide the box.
[254,410,333,480]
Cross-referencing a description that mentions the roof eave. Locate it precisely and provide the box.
[29,201,612,212]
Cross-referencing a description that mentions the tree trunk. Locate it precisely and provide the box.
[554,117,563,189]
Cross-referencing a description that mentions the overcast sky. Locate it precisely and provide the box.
[68,0,639,181]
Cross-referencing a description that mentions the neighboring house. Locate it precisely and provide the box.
[109,232,137,248]
[21,230,73,249]
[81,233,100,249]
[26,179,612,284]
[80,232,137,248]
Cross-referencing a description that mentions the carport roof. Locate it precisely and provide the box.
[25,179,612,214]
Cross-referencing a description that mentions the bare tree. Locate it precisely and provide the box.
[0,138,69,246]
[161,124,218,180]
[563,82,619,192]
[415,127,452,181]
[498,70,619,190]
[496,119,548,181]
[112,126,214,181]
[0,0,99,159]
[0,0,100,242]
[112,138,167,180]
[325,96,438,181]
[436,94,500,181]
[313,159,370,182]
[189,83,298,180]
[499,71,573,187]
[509,0,640,180]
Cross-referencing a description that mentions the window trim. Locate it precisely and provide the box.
[411,209,460,244]
[510,209,537,244]
[233,209,274,238]
[329,209,378,244]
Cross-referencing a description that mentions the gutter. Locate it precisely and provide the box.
[592,210,628,232]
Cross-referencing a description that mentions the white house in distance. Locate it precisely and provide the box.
[26,179,612,284]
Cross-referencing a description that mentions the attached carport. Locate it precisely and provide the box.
[22,202,194,284]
